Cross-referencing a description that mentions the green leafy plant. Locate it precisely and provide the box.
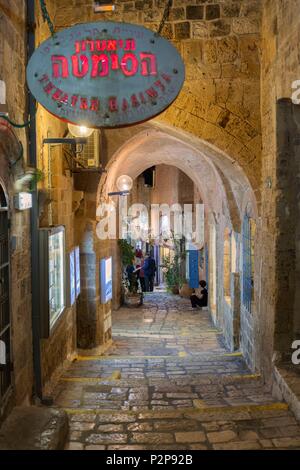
[161,235,186,293]
[29,168,45,191]
[118,239,135,266]
[118,239,142,295]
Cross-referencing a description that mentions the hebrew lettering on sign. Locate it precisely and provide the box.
[27,22,185,128]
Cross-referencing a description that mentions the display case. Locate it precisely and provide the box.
[100,257,112,304]
[39,226,66,337]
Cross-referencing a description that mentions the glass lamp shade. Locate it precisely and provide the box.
[68,123,94,138]
[116,175,133,192]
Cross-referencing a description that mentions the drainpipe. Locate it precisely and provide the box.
[27,0,43,402]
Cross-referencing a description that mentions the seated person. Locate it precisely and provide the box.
[190,280,208,309]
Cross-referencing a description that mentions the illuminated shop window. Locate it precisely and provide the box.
[39,226,66,337]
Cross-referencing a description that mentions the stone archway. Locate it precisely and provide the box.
[95,122,258,366]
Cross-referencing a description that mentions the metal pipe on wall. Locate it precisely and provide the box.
[27,0,43,402]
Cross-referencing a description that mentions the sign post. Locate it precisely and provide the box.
[26,21,185,128]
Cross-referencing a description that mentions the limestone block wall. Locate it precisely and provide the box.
[0,1,33,415]
[52,0,262,196]
[30,0,262,368]
[35,3,77,388]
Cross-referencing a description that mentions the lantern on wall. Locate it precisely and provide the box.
[68,123,94,138]
[116,175,133,192]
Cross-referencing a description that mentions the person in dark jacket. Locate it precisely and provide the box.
[143,253,156,292]
[190,280,208,310]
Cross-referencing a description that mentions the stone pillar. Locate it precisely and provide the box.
[77,221,103,349]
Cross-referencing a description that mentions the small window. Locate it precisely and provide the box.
[94,1,115,12]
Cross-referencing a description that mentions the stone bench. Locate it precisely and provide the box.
[0,406,68,450]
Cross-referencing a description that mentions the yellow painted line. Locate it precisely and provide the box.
[75,355,171,361]
[193,401,289,413]
[229,374,261,380]
[178,351,188,357]
[222,352,243,357]
[64,408,136,415]
[61,370,121,383]
[110,370,121,380]
[75,353,244,362]
[60,377,103,383]
[64,402,289,416]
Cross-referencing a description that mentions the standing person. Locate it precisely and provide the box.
[143,253,156,292]
[190,280,208,310]
[138,257,146,292]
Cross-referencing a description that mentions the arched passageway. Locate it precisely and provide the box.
[95,121,258,368]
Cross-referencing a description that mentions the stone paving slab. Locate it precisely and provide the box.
[51,293,300,450]
[0,406,68,450]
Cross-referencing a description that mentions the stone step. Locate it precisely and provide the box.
[0,406,68,450]
[64,404,300,450]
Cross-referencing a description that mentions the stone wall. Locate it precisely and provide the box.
[0,1,33,417]
[259,0,300,379]
[52,0,262,195]
[29,0,262,369]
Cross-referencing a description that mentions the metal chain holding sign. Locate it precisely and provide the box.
[39,0,55,37]
[157,0,172,36]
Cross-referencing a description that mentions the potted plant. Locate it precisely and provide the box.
[161,236,185,294]
[119,240,143,307]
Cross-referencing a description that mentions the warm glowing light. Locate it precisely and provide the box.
[116,175,133,192]
[68,123,94,138]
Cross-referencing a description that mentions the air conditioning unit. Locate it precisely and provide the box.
[74,130,100,169]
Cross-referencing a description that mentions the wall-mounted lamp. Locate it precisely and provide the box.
[116,175,133,192]
[108,175,133,196]
[68,123,94,138]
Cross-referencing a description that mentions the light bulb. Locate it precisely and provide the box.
[116,175,133,192]
[68,123,94,138]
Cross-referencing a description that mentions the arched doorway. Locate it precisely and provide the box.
[0,182,10,406]
[96,122,258,366]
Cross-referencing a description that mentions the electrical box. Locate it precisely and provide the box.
[0,80,8,116]
[14,192,33,210]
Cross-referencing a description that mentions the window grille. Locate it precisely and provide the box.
[242,215,255,313]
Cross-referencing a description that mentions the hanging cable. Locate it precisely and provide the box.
[39,0,55,37]
[157,0,172,36]
[1,115,32,128]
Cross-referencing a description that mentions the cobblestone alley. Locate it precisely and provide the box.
[52,294,300,450]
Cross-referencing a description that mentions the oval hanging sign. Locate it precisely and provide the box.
[26,21,185,128]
